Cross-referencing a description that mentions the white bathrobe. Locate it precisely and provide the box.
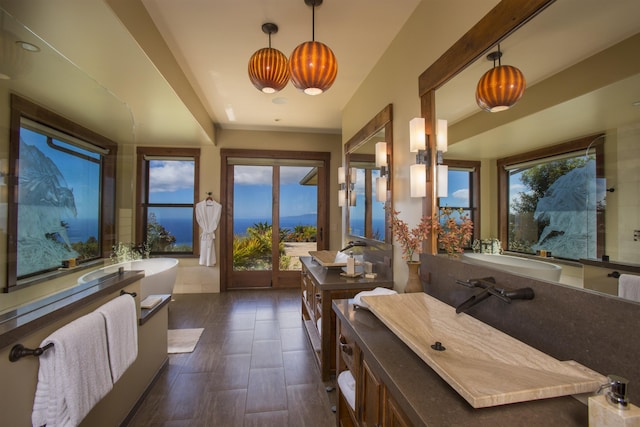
[196,199,222,266]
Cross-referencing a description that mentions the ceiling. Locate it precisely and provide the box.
[1,0,639,150]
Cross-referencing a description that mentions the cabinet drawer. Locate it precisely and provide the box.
[338,324,356,373]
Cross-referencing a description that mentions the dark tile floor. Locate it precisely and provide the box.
[127,289,337,427]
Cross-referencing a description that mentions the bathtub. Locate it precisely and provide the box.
[462,253,562,282]
[78,258,179,300]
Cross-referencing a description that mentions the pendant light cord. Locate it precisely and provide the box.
[311,4,316,41]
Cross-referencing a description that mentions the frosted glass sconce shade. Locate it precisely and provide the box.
[409,117,426,152]
[338,188,346,207]
[436,119,448,153]
[338,166,346,184]
[437,164,448,198]
[376,176,387,202]
[410,164,427,198]
[375,142,387,168]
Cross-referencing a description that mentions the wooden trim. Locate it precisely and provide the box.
[345,104,393,244]
[418,0,556,95]
[442,159,482,242]
[344,104,393,155]
[496,133,605,256]
[135,147,200,254]
[6,95,118,290]
[418,0,556,254]
[219,148,331,291]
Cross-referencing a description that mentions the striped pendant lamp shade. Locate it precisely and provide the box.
[476,64,526,112]
[248,47,290,94]
[289,40,337,95]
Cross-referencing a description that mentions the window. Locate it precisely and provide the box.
[136,148,200,255]
[498,135,605,261]
[7,95,117,289]
[438,160,480,246]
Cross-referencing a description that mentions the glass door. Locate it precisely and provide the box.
[223,152,328,290]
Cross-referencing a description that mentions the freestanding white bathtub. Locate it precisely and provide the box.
[78,258,179,300]
[462,253,562,282]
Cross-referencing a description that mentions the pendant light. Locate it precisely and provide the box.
[289,0,337,95]
[248,23,290,94]
[476,45,526,112]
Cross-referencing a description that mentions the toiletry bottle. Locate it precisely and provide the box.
[346,251,356,275]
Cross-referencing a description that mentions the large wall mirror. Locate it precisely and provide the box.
[0,7,132,293]
[421,0,640,299]
[344,104,392,244]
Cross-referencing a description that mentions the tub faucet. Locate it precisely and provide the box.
[455,277,535,314]
[340,240,367,252]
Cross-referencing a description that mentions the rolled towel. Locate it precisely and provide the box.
[337,370,356,411]
[353,287,398,309]
[619,274,640,302]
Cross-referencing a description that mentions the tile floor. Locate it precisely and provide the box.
[126,289,337,427]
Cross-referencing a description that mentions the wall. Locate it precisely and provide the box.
[341,0,500,292]
[157,128,343,294]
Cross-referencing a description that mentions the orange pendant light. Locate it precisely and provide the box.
[248,23,290,94]
[476,46,526,112]
[289,0,337,95]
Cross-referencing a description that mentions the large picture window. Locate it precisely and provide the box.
[498,135,605,261]
[7,95,117,289]
[136,148,200,255]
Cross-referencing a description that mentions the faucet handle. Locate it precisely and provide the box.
[598,375,630,409]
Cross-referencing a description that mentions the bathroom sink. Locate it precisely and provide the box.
[310,250,346,267]
[361,293,606,408]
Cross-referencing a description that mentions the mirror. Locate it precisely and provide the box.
[344,104,392,243]
[0,8,133,296]
[427,1,640,297]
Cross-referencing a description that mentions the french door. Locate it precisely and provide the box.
[220,149,330,290]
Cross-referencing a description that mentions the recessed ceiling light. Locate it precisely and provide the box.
[16,41,40,52]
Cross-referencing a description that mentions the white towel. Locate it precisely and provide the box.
[95,295,138,383]
[337,370,356,411]
[32,312,113,427]
[619,274,640,302]
[353,287,398,309]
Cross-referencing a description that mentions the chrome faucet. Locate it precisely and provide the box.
[455,277,535,314]
[339,240,367,252]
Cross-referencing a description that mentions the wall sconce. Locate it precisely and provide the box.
[409,117,448,198]
[375,141,390,202]
[338,166,357,207]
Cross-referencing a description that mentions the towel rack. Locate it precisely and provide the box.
[608,271,621,279]
[9,343,54,362]
[120,290,137,297]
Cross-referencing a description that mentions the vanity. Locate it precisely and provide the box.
[300,256,392,381]
[333,297,597,427]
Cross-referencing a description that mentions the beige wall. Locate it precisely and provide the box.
[341,0,499,291]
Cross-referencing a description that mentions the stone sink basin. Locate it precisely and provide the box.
[309,250,346,267]
[361,293,606,408]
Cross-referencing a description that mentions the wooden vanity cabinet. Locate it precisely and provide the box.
[336,313,412,427]
[301,257,393,381]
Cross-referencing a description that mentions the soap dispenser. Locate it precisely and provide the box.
[589,375,640,426]
[346,251,356,275]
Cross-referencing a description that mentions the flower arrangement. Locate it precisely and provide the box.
[388,206,432,262]
[387,205,474,260]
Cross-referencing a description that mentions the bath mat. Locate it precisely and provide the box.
[167,328,204,354]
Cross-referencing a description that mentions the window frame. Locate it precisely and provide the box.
[6,94,117,291]
[497,134,605,259]
[135,147,200,256]
[438,159,481,247]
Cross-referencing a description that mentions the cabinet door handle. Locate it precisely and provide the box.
[339,335,353,355]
